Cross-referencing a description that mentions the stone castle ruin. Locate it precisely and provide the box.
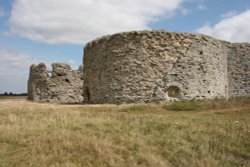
[28,63,83,103]
[28,30,250,104]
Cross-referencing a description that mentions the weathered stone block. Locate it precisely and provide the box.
[28,63,84,104]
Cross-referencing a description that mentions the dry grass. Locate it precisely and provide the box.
[0,96,27,100]
[0,98,249,167]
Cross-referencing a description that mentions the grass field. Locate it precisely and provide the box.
[0,98,249,167]
[0,96,27,100]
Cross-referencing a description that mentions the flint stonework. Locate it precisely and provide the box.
[28,63,84,104]
[28,30,250,104]
[83,30,250,104]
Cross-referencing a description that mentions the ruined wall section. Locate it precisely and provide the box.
[84,30,229,104]
[228,43,250,97]
[28,63,84,103]
[162,37,229,100]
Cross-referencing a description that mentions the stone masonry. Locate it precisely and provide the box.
[228,43,250,97]
[28,30,250,104]
[28,63,84,103]
[83,30,250,104]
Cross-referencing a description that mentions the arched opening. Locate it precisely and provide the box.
[166,86,181,98]
[84,87,91,102]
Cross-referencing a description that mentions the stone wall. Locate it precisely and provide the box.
[28,63,84,103]
[28,30,249,104]
[228,43,250,97]
[83,30,230,104]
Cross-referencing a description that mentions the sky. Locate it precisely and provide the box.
[0,0,250,93]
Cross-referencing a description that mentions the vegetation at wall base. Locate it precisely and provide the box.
[162,97,250,111]
[0,97,249,167]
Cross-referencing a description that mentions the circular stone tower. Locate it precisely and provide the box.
[83,30,229,104]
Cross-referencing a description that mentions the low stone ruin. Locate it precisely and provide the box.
[28,63,83,103]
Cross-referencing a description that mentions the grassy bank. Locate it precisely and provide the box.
[0,98,249,167]
[0,96,27,100]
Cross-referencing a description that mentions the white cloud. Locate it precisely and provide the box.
[197,10,250,43]
[0,49,38,71]
[0,49,52,93]
[196,0,206,10]
[180,7,191,16]
[220,11,237,19]
[68,59,79,69]
[69,59,75,65]
[0,49,38,93]
[197,4,206,10]
[9,0,185,44]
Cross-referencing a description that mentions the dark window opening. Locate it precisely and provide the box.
[65,79,70,83]
[85,87,91,102]
[166,86,181,98]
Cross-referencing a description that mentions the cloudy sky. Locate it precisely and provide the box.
[0,0,250,93]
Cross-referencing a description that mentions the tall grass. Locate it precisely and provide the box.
[0,98,249,167]
[163,97,250,111]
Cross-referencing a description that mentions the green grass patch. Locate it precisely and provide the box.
[163,97,250,111]
[119,104,154,113]
[0,98,249,167]
[163,100,203,111]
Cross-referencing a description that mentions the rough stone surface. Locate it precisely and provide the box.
[28,63,84,103]
[83,30,249,104]
[28,30,250,104]
[228,43,250,97]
